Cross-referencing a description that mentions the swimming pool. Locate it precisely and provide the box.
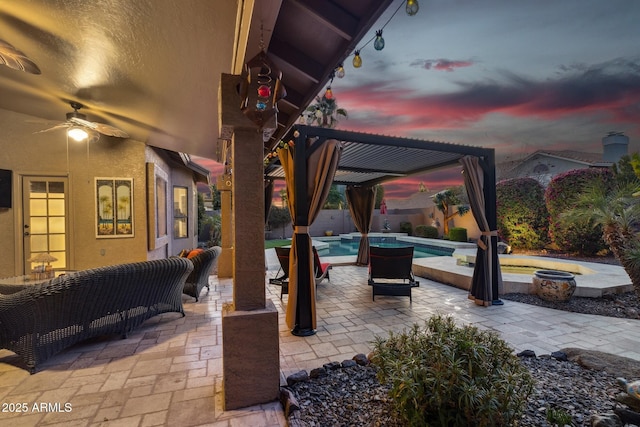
[319,236,454,258]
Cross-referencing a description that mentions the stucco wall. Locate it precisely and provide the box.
[0,109,201,277]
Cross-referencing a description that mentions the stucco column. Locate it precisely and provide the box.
[219,73,279,410]
[216,175,233,278]
[231,127,266,310]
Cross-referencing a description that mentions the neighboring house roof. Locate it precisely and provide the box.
[161,149,210,185]
[497,149,604,181]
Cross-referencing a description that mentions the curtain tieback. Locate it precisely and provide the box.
[361,233,368,237]
[478,230,498,250]
[294,225,309,234]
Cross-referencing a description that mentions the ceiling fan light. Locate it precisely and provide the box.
[68,126,89,141]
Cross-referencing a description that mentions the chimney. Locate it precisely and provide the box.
[602,131,629,163]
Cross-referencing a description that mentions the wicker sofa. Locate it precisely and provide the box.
[182,246,221,301]
[0,257,193,373]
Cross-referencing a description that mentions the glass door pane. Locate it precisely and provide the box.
[22,177,68,273]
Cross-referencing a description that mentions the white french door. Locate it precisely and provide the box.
[22,176,69,273]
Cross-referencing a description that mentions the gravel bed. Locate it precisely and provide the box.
[501,291,640,320]
[286,289,640,426]
[286,355,624,427]
[285,253,639,425]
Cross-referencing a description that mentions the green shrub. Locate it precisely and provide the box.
[371,315,534,427]
[448,227,467,242]
[546,407,573,426]
[399,221,413,235]
[545,168,614,255]
[414,225,438,238]
[496,178,549,250]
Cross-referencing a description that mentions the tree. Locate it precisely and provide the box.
[209,184,221,211]
[496,178,549,249]
[323,184,345,209]
[279,188,288,207]
[374,184,385,209]
[562,178,640,298]
[266,206,291,239]
[197,192,206,234]
[545,168,613,255]
[433,187,470,236]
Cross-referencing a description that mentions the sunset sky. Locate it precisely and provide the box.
[196,0,640,200]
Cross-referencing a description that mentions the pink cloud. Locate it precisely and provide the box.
[335,58,640,137]
[411,59,475,72]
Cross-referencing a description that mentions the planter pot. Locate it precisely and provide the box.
[533,270,576,302]
[324,231,333,236]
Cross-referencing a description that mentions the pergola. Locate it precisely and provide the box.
[265,125,503,336]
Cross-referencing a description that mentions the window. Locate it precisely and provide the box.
[156,175,167,238]
[173,186,188,238]
[146,163,169,250]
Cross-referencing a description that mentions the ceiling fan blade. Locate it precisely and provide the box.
[34,122,69,134]
[69,116,129,138]
[0,39,41,74]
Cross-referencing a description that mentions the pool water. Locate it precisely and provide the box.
[323,238,453,258]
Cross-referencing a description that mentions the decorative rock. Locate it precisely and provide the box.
[616,393,640,412]
[625,307,640,319]
[533,270,577,302]
[286,370,309,386]
[614,407,640,425]
[517,349,537,358]
[323,361,341,370]
[309,367,327,379]
[590,413,623,427]
[341,359,357,368]
[279,388,300,418]
[352,353,369,366]
[551,351,568,361]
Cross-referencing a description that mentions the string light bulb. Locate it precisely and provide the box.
[352,50,362,68]
[374,30,385,51]
[406,0,419,16]
[324,87,333,100]
[335,64,345,78]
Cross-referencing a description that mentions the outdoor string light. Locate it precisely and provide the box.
[406,0,419,16]
[374,30,385,51]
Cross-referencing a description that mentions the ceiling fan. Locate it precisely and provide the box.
[37,101,129,140]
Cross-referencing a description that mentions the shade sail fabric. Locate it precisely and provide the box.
[460,155,502,306]
[278,138,341,333]
[346,185,377,265]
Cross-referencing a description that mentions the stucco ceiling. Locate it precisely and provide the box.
[0,0,393,160]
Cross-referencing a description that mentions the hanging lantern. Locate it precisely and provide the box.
[239,50,286,141]
[352,50,362,68]
[406,0,419,16]
[324,87,333,100]
[335,64,345,78]
[374,30,385,51]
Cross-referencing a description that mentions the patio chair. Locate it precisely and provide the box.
[368,246,419,302]
[183,246,221,301]
[269,246,332,299]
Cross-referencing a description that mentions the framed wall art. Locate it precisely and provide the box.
[95,178,134,238]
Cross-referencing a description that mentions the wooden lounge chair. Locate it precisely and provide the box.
[269,246,332,299]
[368,246,419,302]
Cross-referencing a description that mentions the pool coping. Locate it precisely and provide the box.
[266,235,633,298]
